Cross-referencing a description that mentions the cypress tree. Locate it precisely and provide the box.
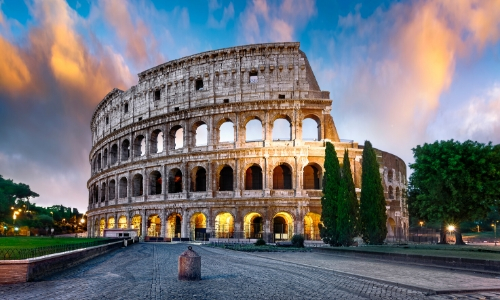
[337,149,360,246]
[359,141,387,244]
[320,142,341,246]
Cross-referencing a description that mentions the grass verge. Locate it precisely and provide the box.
[206,243,311,252]
[0,237,107,249]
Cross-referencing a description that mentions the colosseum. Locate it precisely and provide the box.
[87,42,408,243]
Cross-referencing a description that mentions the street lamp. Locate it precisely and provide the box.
[14,227,19,236]
[492,222,497,246]
[447,225,455,244]
[13,211,19,224]
[50,211,54,222]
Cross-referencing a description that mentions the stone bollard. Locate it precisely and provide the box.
[178,246,201,281]
[123,239,128,247]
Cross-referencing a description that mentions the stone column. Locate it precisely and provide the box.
[143,167,147,201]
[206,160,212,198]
[141,210,147,238]
[264,155,270,196]
[145,129,151,158]
[127,170,132,203]
[181,210,189,239]
[114,212,118,229]
[162,164,167,200]
[160,209,166,238]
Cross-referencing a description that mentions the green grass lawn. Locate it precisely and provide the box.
[0,237,107,249]
[463,231,497,239]
[327,244,500,261]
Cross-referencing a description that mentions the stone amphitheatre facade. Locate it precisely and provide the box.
[87,42,408,242]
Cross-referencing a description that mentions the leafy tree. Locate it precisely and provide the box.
[336,149,360,246]
[320,142,341,246]
[408,140,500,244]
[0,175,39,222]
[359,141,388,244]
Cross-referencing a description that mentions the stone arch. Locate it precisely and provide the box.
[215,212,234,238]
[190,212,207,241]
[388,186,394,199]
[119,177,127,198]
[243,212,263,239]
[387,217,396,236]
[167,212,182,239]
[169,125,184,150]
[271,114,292,141]
[121,139,130,161]
[131,214,142,236]
[303,163,321,189]
[192,121,208,147]
[118,215,127,229]
[103,149,108,167]
[99,218,105,237]
[149,170,162,195]
[245,164,263,190]
[217,118,234,143]
[302,114,321,141]
[304,212,321,240]
[244,117,263,142]
[191,166,207,192]
[219,165,233,191]
[133,134,146,157]
[150,129,163,154]
[93,183,98,203]
[273,212,294,241]
[388,169,394,183]
[273,164,293,189]
[110,144,118,165]
[93,218,99,237]
[168,168,183,193]
[132,173,143,197]
[147,214,161,237]
[107,216,115,229]
[100,182,106,202]
[97,153,102,170]
[109,179,116,200]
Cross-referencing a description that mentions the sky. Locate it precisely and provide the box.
[0,0,499,213]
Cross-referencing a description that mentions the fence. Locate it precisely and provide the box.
[0,238,123,260]
[408,228,439,244]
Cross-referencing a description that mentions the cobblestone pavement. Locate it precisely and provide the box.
[1,243,500,300]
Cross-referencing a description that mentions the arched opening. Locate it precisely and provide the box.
[149,171,162,195]
[132,174,143,197]
[131,215,142,236]
[103,149,108,167]
[99,218,105,237]
[219,121,234,142]
[133,135,146,157]
[119,177,127,198]
[219,166,233,191]
[388,170,394,182]
[190,212,207,241]
[245,118,263,141]
[150,129,164,154]
[109,180,116,200]
[100,183,106,202]
[93,219,99,237]
[245,165,263,190]
[303,164,320,189]
[273,212,293,241]
[169,126,184,149]
[272,117,291,141]
[388,186,394,199]
[167,213,182,239]
[302,117,320,141]
[304,212,321,240]
[168,168,183,193]
[195,123,208,146]
[93,184,98,203]
[244,212,263,239]
[108,217,115,229]
[147,214,161,237]
[118,216,127,229]
[191,167,207,192]
[121,139,130,161]
[110,144,118,165]
[273,165,292,189]
[396,187,400,200]
[215,212,234,238]
[97,153,102,170]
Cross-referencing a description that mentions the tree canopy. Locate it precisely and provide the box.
[0,175,39,222]
[320,142,341,246]
[408,140,500,244]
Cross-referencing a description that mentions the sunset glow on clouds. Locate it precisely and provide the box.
[0,0,499,212]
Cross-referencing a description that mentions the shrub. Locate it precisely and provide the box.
[291,234,305,248]
[254,238,266,246]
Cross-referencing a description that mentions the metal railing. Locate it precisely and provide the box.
[0,239,123,260]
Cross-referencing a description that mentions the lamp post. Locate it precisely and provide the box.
[447,225,455,244]
[14,227,19,236]
[492,221,497,246]
[50,211,54,222]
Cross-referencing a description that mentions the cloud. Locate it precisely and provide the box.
[207,0,234,29]
[101,0,164,69]
[0,36,31,93]
[429,83,500,143]
[331,0,500,164]
[238,0,316,43]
